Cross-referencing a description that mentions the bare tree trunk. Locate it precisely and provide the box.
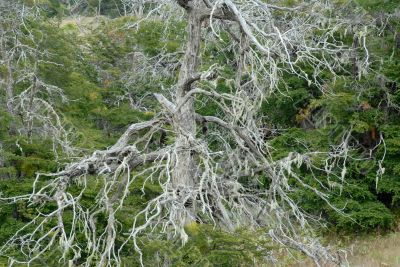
[5,62,14,115]
[4,60,16,135]
[235,30,249,90]
[27,75,38,140]
[172,11,201,220]
[351,34,359,79]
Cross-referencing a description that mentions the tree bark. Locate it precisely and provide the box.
[235,30,249,90]
[27,75,38,140]
[173,10,201,208]
[4,60,16,135]
[5,62,14,115]
[351,34,359,79]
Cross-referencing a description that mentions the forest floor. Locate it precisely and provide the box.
[287,231,400,267]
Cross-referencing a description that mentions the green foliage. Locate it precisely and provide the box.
[1,137,57,179]
[262,88,310,126]
[129,226,276,267]
[329,201,394,231]
[356,0,400,12]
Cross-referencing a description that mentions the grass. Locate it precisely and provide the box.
[286,231,400,267]
[348,231,400,267]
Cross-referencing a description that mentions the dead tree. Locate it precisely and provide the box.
[0,1,374,266]
[0,1,30,134]
[0,1,75,156]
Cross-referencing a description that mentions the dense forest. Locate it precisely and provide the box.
[0,0,399,266]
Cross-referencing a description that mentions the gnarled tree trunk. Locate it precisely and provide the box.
[172,9,202,224]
